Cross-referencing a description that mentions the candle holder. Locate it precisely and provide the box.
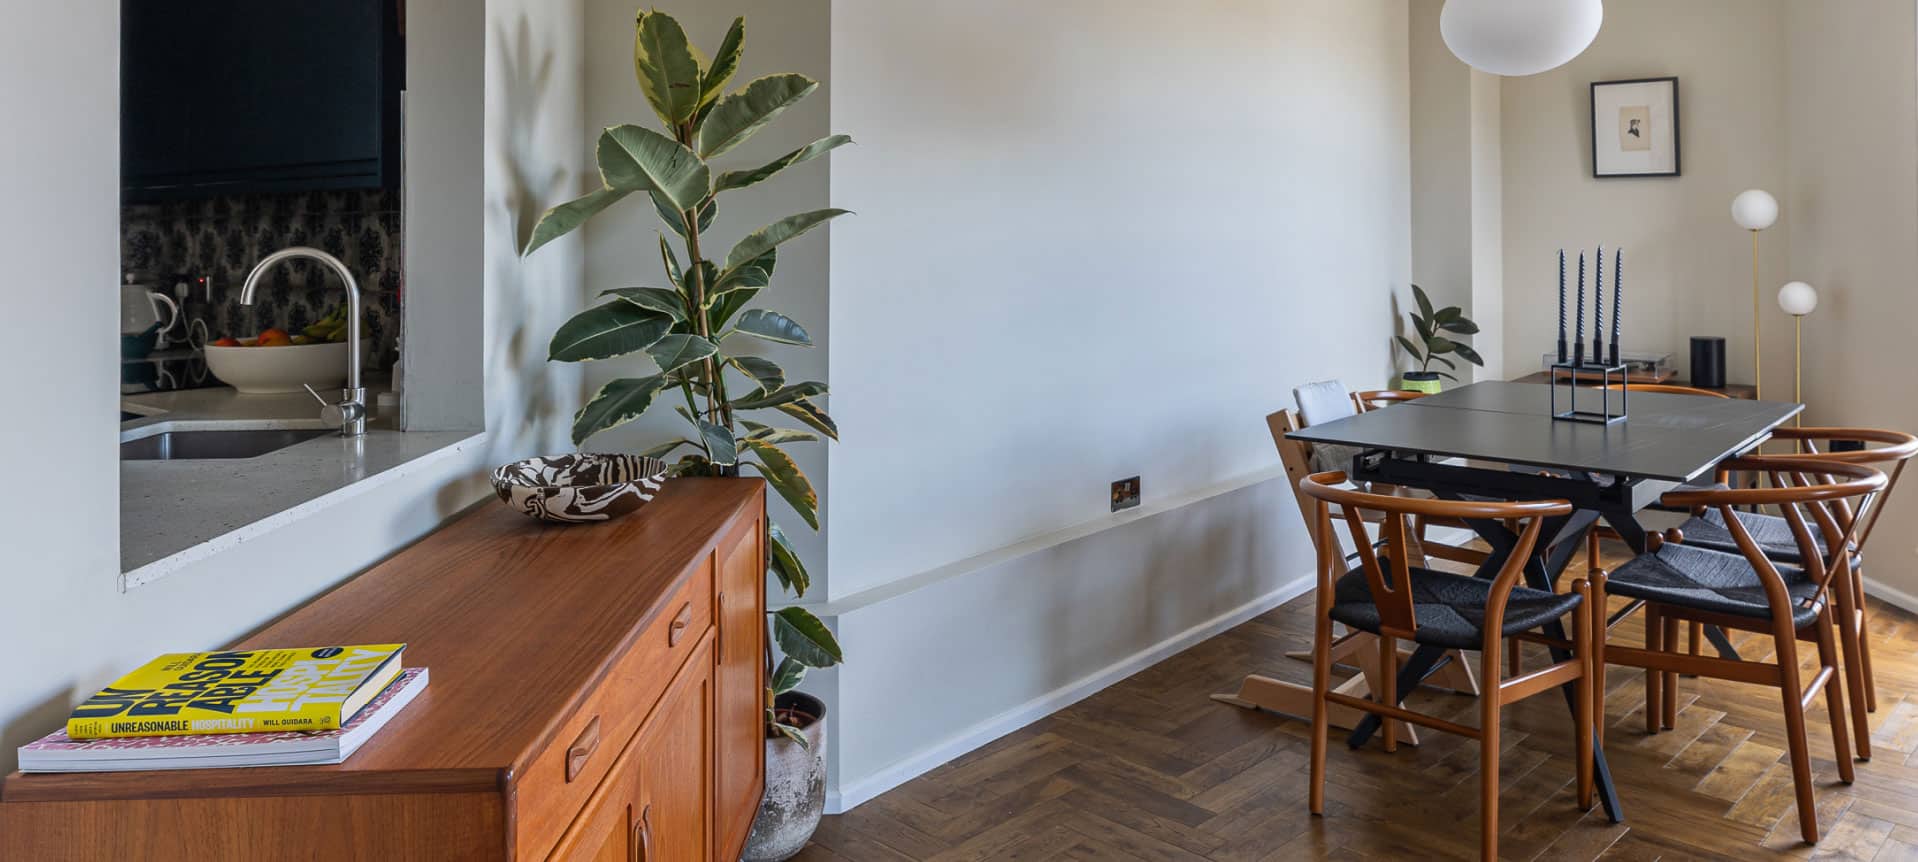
[1550,359,1630,425]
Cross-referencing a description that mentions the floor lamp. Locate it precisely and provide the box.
[1732,190,1779,397]
[1778,281,1818,427]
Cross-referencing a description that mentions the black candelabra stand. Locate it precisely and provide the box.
[1550,247,1627,425]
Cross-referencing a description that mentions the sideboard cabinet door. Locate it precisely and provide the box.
[713,515,767,857]
[636,636,715,860]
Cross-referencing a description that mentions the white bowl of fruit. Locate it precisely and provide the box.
[204,309,354,395]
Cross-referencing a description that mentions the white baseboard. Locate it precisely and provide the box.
[1864,575,1918,616]
[824,569,1316,814]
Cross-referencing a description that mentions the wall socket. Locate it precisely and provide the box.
[1111,476,1141,512]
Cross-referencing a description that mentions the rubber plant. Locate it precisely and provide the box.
[1395,284,1484,382]
[520,9,846,747]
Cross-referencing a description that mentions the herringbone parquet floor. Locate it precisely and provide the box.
[797,543,1918,861]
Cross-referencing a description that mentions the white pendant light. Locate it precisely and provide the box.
[1441,0,1604,77]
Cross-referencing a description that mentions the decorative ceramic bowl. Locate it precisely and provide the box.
[490,453,668,524]
[205,341,350,394]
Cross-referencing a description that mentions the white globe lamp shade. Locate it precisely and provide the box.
[1731,189,1779,231]
[1777,281,1818,316]
[1440,0,1604,77]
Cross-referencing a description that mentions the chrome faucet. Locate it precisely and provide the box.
[239,247,366,437]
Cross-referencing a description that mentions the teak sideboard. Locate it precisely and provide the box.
[1,478,769,861]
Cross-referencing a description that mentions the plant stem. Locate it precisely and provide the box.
[674,121,732,434]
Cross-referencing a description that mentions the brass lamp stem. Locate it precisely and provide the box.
[1751,230,1762,399]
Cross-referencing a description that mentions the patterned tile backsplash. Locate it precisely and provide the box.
[122,189,403,368]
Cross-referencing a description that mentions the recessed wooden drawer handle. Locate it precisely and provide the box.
[668,601,693,646]
[632,803,652,862]
[564,716,600,782]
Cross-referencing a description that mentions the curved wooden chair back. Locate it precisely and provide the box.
[1600,383,1730,398]
[1298,472,1569,642]
[1754,427,1918,548]
[1352,390,1428,412]
[1663,457,1886,608]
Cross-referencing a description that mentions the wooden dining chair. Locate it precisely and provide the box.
[1601,382,1731,399]
[1592,457,1885,844]
[1661,427,1917,757]
[1352,389,1429,411]
[1298,472,1589,862]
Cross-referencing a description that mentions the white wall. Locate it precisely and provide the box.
[1497,0,1789,382]
[1783,0,1918,597]
[577,0,833,582]
[0,0,586,773]
[826,0,1410,808]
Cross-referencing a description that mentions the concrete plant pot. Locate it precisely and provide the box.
[741,692,827,862]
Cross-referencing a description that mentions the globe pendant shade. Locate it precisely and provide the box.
[1778,281,1818,316]
[1440,0,1603,77]
[1731,189,1779,231]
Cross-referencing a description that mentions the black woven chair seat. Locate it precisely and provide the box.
[1605,542,1823,628]
[1327,565,1582,650]
[1674,509,1828,564]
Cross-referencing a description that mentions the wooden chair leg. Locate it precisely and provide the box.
[1480,646,1502,862]
[1774,626,1821,844]
[1662,615,1680,730]
[1573,579,1595,812]
[1379,634,1398,754]
[1507,639,1521,677]
[1828,578,1873,761]
[1309,607,1332,816]
[1645,605,1663,735]
[1591,572,1609,755]
[1814,607,1857,785]
[1854,569,1879,713]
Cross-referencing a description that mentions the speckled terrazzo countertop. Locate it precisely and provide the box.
[120,382,484,587]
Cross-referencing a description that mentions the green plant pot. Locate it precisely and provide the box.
[1399,372,1444,394]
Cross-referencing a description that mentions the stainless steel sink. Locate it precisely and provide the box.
[120,428,333,461]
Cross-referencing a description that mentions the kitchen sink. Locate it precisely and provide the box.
[120,428,333,461]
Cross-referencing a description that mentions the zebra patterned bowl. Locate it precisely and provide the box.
[490,453,668,524]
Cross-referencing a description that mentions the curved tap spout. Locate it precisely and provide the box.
[239,247,365,436]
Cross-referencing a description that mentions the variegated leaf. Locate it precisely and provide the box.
[733,309,812,346]
[645,333,718,375]
[744,439,817,529]
[632,11,703,125]
[597,125,709,213]
[732,381,827,411]
[699,73,818,159]
[600,287,688,321]
[572,376,668,445]
[523,187,632,257]
[714,135,852,195]
[549,303,673,362]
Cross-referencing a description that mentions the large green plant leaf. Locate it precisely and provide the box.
[1412,284,1435,321]
[658,234,685,286]
[632,11,703,126]
[770,656,805,696]
[1427,336,1458,355]
[1452,343,1486,366]
[744,439,818,528]
[723,209,849,275]
[714,135,852,195]
[653,193,716,239]
[644,333,718,375]
[1438,317,1479,335]
[1394,335,1423,364]
[732,381,827,411]
[733,309,812,346]
[710,250,776,302]
[729,355,785,391]
[572,375,669,444]
[746,426,818,446]
[776,398,839,441]
[637,438,693,459]
[772,606,842,667]
[601,287,688,321]
[697,419,738,465]
[522,187,632,257]
[598,124,710,213]
[768,522,810,596]
[699,18,745,111]
[550,303,673,362]
[699,74,819,159]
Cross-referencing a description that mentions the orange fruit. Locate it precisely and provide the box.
[255,328,293,347]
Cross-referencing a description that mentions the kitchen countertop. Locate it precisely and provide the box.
[120,381,485,589]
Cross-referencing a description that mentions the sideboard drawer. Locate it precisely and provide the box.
[515,557,715,860]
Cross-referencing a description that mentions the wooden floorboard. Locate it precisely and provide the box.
[796,542,1918,860]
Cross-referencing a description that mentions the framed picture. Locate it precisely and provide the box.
[1591,77,1679,178]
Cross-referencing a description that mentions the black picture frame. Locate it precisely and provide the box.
[1590,76,1680,178]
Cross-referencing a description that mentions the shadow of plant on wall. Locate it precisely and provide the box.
[520,10,848,745]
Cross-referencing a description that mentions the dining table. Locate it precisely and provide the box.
[1282,380,1802,823]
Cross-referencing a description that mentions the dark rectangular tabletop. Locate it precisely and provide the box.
[1288,382,1801,482]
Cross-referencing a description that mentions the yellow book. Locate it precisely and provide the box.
[65,645,406,740]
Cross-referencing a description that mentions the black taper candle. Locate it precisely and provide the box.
[1557,250,1567,362]
[1593,246,1605,364]
[1610,248,1622,365]
[1574,252,1587,366]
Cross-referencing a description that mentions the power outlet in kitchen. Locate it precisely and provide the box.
[1111,477,1140,512]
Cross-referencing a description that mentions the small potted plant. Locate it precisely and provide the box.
[520,10,847,860]
[1395,284,1484,393]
